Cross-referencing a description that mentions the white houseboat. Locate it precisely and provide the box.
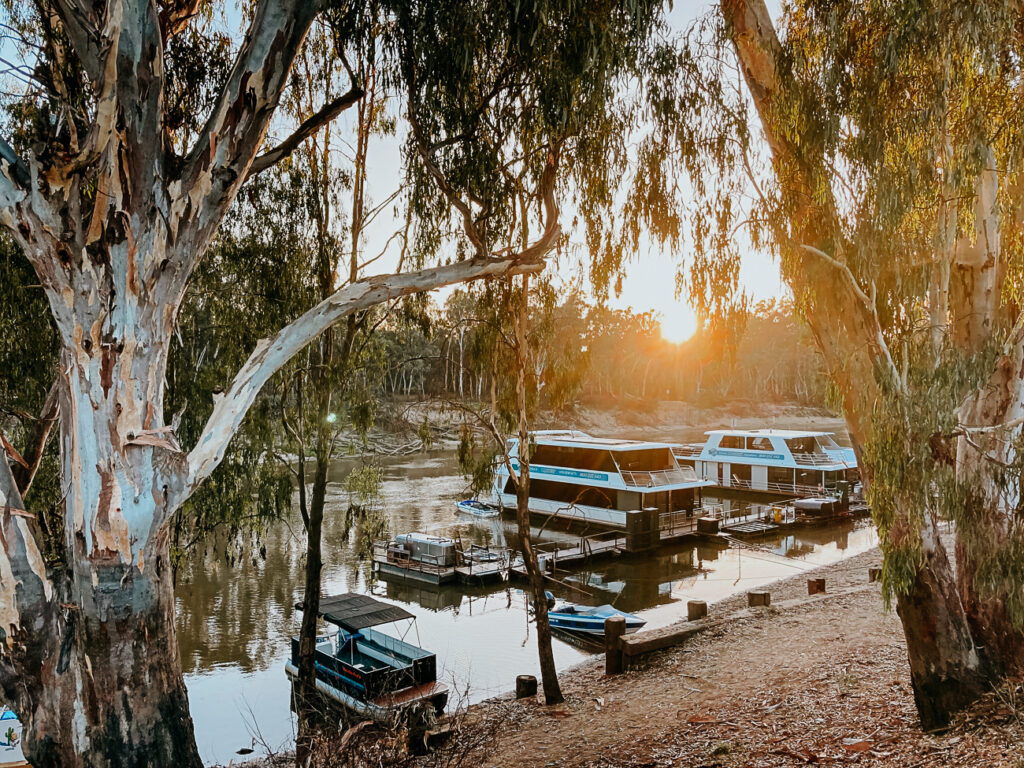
[673,429,858,497]
[490,430,714,528]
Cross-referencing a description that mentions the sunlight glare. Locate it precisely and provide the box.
[660,306,698,344]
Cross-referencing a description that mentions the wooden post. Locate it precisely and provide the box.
[748,590,771,607]
[807,578,826,595]
[515,675,538,699]
[868,567,882,583]
[605,616,626,675]
[687,600,708,621]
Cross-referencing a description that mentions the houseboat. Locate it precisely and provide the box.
[673,429,858,497]
[284,593,449,720]
[490,430,714,528]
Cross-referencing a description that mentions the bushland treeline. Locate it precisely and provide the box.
[377,291,827,408]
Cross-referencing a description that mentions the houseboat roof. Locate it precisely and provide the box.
[298,593,415,632]
[704,428,835,439]
[527,430,676,452]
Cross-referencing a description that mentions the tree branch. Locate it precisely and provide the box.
[185,253,552,497]
[11,383,59,499]
[169,0,322,293]
[408,109,489,259]
[246,85,364,181]
[158,0,202,41]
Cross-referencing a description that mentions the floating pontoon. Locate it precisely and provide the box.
[284,593,449,720]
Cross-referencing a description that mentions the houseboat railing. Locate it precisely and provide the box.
[721,478,836,497]
[672,444,704,459]
[620,467,700,488]
[658,510,700,536]
[791,452,852,467]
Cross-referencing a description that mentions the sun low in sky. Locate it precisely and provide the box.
[659,305,699,344]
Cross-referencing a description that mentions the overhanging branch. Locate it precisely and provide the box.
[184,252,552,498]
[246,85,364,181]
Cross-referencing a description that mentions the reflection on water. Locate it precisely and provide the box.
[177,442,877,765]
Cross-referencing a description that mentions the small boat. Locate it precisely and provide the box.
[454,499,500,518]
[546,602,646,636]
[284,593,448,720]
[373,533,510,584]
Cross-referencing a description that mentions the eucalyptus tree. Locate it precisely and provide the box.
[623,0,1024,726]
[0,0,668,764]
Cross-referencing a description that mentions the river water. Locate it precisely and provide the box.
[176,429,877,765]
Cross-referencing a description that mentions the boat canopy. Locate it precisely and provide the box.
[297,593,415,632]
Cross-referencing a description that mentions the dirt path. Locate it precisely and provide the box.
[472,544,1023,768]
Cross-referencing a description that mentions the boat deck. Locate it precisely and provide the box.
[374,680,448,708]
[722,520,779,534]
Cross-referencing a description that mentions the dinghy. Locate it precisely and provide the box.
[546,603,645,637]
[454,499,500,518]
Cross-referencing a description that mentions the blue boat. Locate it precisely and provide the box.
[454,499,500,518]
[284,593,448,720]
[547,603,646,637]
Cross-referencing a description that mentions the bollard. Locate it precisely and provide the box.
[515,674,538,699]
[605,615,626,675]
[687,600,708,621]
[807,578,826,595]
[868,567,882,583]
[748,590,771,607]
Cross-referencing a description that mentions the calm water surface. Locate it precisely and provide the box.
[176,424,877,765]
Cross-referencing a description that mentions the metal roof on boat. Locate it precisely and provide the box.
[703,429,834,438]
[300,593,415,631]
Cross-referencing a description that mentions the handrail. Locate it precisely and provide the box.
[619,467,700,487]
[724,477,838,497]
[672,444,704,458]
[790,452,851,467]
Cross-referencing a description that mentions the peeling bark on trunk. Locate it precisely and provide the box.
[722,0,992,728]
[954,330,1024,676]
[2,353,201,766]
[894,516,989,731]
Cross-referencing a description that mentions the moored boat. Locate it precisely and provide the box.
[454,499,500,518]
[284,593,448,721]
[674,429,859,498]
[546,602,646,636]
[491,430,714,529]
[373,532,511,585]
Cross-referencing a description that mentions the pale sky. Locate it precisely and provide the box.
[601,0,788,342]
[328,0,788,344]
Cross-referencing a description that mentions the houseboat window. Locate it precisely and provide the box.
[505,477,614,509]
[612,448,675,472]
[816,434,840,450]
[746,436,774,451]
[531,444,617,472]
[720,435,744,449]
[767,466,794,485]
[730,464,752,486]
[785,437,817,455]
[795,468,821,488]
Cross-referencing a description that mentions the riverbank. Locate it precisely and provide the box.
[354,397,843,456]
[466,538,1023,768]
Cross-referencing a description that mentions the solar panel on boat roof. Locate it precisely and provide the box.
[298,593,415,631]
